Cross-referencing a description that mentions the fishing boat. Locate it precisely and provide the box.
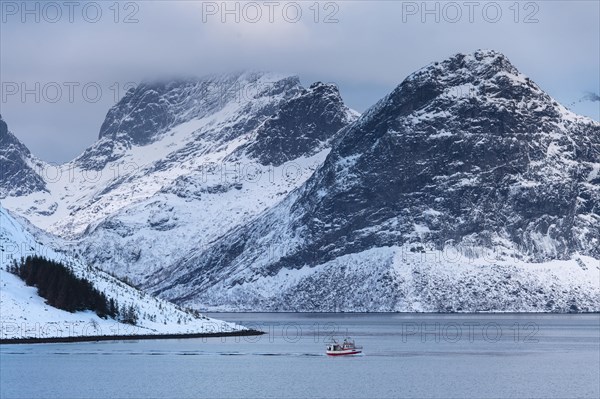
[326,337,362,356]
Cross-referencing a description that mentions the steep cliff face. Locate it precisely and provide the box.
[151,51,600,312]
[0,116,46,198]
[285,50,600,265]
[238,82,359,166]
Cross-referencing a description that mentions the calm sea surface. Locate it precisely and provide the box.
[1,313,599,398]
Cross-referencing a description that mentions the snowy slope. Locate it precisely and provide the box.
[160,245,599,312]
[0,205,243,339]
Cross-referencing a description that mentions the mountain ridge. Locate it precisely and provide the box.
[1,52,598,312]
[1,72,359,286]
[149,50,600,311]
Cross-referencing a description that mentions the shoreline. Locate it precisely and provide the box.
[201,310,600,316]
[0,329,265,345]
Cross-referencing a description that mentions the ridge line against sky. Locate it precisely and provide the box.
[1,0,598,163]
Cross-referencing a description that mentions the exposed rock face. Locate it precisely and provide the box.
[285,50,600,265]
[239,82,358,166]
[76,72,305,170]
[0,116,46,198]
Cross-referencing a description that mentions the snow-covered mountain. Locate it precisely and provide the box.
[1,72,358,285]
[149,50,600,312]
[0,205,243,339]
[2,54,598,313]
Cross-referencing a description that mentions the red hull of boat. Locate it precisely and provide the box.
[326,350,361,356]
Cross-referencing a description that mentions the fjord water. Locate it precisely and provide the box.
[1,314,598,399]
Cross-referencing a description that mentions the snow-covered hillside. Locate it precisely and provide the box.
[158,244,599,312]
[0,205,243,339]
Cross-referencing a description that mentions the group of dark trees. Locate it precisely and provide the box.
[6,256,138,324]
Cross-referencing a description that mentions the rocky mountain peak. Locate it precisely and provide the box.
[97,72,303,146]
[308,81,340,94]
[1,115,26,152]
[76,72,305,170]
[409,49,518,82]
[239,81,357,166]
[0,116,47,198]
[339,50,573,157]
[299,50,600,263]
[0,114,7,134]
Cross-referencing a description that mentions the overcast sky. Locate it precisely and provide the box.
[1,0,598,163]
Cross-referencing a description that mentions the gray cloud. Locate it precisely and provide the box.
[1,0,598,162]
